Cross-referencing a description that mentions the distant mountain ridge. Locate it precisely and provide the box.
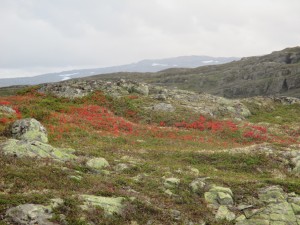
[0,55,238,87]
[87,46,300,98]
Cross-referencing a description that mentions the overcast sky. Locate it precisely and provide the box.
[0,0,299,78]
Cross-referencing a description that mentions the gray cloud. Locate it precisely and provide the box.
[0,0,299,78]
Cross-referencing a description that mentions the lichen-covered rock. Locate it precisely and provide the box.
[80,195,125,216]
[160,89,251,119]
[170,209,181,221]
[0,105,16,115]
[189,167,200,176]
[258,186,286,203]
[164,177,180,189]
[39,78,253,119]
[288,151,300,176]
[86,157,110,170]
[130,83,149,96]
[0,139,77,162]
[11,118,48,143]
[39,79,149,99]
[69,175,83,181]
[6,204,56,225]
[236,186,300,225]
[189,178,207,194]
[204,185,234,206]
[154,93,167,101]
[115,163,130,172]
[215,205,235,221]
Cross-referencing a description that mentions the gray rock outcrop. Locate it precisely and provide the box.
[39,79,149,99]
[39,79,252,120]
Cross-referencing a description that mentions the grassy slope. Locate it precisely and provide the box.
[0,87,299,224]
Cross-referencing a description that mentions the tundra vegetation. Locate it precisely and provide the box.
[0,81,300,225]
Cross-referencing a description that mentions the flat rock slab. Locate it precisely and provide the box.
[1,139,77,162]
[80,194,125,216]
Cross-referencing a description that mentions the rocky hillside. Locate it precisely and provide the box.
[87,47,300,99]
[0,79,300,225]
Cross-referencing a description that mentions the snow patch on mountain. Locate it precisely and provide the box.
[59,72,79,81]
[152,63,168,67]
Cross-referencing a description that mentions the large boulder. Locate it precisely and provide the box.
[11,118,48,143]
[1,139,77,162]
[164,177,180,189]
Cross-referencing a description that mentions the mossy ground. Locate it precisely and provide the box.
[0,87,299,224]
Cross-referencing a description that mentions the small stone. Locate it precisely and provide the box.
[69,175,83,181]
[170,209,181,221]
[132,173,148,182]
[164,178,180,189]
[189,178,206,194]
[50,198,64,209]
[86,157,110,171]
[115,163,130,172]
[155,94,167,101]
[164,189,174,196]
[190,167,200,176]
